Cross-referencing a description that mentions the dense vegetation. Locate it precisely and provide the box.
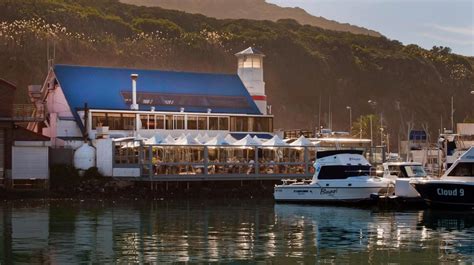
[120,0,381,36]
[0,0,473,146]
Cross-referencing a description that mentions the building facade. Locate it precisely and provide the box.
[31,47,274,149]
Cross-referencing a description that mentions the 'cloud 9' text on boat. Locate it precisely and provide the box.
[412,146,474,209]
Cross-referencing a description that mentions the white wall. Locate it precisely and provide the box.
[95,138,113,176]
[12,144,49,179]
[44,84,83,147]
[237,57,267,114]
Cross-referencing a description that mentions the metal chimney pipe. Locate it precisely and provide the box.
[130,74,139,110]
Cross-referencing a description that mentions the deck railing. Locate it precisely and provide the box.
[112,140,387,181]
[9,104,45,122]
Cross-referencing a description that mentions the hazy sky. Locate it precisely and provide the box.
[267,0,474,56]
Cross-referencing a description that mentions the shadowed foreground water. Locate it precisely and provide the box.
[0,199,473,264]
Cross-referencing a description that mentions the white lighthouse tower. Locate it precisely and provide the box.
[235,47,267,114]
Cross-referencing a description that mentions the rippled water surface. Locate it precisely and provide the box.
[0,199,473,264]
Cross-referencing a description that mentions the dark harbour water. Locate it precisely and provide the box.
[0,199,473,264]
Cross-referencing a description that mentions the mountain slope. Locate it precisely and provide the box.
[0,0,472,143]
[120,0,381,37]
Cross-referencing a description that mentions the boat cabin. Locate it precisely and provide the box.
[313,150,373,181]
[383,162,427,179]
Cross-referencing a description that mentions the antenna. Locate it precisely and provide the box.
[46,39,56,71]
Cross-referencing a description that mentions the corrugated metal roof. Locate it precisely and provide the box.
[54,65,261,115]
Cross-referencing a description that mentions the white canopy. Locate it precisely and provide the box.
[252,135,264,145]
[163,134,177,145]
[290,135,313,146]
[205,135,231,146]
[174,134,202,145]
[145,134,164,145]
[224,134,237,144]
[262,135,288,146]
[232,134,261,146]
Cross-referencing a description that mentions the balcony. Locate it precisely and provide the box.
[0,104,45,122]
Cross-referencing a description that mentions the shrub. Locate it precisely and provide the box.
[50,164,80,190]
[83,166,103,180]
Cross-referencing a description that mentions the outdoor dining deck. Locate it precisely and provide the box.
[111,134,386,182]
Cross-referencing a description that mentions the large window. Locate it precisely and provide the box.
[140,114,149,129]
[108,113,122,130]
[187,116,198,130]
[219,117,229,130]
[253,117,271,132]
[209,117,219,130]
[231,117,249,132]
[123,114,135,130]
[173,115,185,130]
[448,162,474,177]
[165,115,173,130]
[198,116,207,130]
[318,165,371,180]
[155,115,165,129]
[238,57,262,68]
[91,113,107,129]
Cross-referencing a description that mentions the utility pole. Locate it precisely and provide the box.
[370,115,373,147]
[346,106,352,134]
[380,112,383,146]
[318,94,321,132]
[451,96,454,132]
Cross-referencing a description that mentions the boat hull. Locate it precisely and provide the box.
[412,182,474,209]
[274,185,388,203]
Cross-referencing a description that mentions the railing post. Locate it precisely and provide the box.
[255,146,259,175]
[148,145,153,179]
[304,146,309,174]
[204,146,208,175]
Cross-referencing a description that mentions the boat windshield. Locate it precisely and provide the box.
[403,165,427,178]
[317,165,372,180]
[447,162,474,177]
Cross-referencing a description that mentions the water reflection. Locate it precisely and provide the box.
[0,200,472,263]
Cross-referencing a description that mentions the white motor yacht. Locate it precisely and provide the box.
[412,146,474,208]
[382,161,430,199]
[274,150,392,203]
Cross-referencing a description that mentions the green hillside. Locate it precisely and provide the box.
[0,0,473,143]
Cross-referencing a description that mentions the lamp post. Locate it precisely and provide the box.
[368,100,377,147]
[451,96,454,132]
[346,106,352,134]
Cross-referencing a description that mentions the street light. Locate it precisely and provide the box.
[368,100,377,147]
[471,90,474,95]
[346,106,352,134]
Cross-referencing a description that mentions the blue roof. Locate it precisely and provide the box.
[54,64,261,115]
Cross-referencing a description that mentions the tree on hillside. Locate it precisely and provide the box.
[351,114,386,146]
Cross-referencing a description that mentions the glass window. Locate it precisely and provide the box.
[219,117,229,130]
[404,165,427,178]
[209,117,219,130]
[198,116,207,130]
[155,115,165,129]
[123,114,135,130]
[240,57,261,68]
[231,117,248,132]
[91,113,107,129]
[254,117,270,132]
[140,114,148,130]
[188,116,198,130]
[448,162,474,177]
[173,115,185,130]
[165,115,173,130]
[108,113,122,130]
[318,165,371,179]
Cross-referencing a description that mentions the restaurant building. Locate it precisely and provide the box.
[29,47,274,149]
